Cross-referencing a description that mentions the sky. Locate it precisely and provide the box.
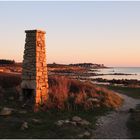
[0,1,140,67]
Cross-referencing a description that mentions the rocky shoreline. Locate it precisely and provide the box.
[48,67,140,87]
[0,63,139,87]
[49,74,140,87]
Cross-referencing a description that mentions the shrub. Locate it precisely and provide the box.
[0,86,5,100]
[0,73,123,110]
[48,76,69,109]
[47,76,123,110]
[0,73,21,88]
[0,59,15,65]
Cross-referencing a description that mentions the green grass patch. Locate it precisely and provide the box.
[127,104,140,138]
[107,86,140,99]
[0,107,110,139]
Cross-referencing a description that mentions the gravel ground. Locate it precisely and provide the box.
[92,93,140,139]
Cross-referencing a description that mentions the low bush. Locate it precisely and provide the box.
[0,73,21,88]
[47,76,123,110]
[0,73,123,110]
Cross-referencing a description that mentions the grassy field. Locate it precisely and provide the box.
[0,73,120,139]
[107,85,140,99]
[0,87,111,139]
[0,82,114,138]
[0,65,139,138]
[0,106,110,139]
[127,104,140,138]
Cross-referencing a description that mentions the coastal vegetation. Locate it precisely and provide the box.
[0,62,140,138]
[0,67,123,138]
[108,85,140,99]
[0,59,15,65]
[0,72,123,110]
[127,104,140,138]
[47,76,123,110]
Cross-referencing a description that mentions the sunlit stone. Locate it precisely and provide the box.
[21,30,48,111]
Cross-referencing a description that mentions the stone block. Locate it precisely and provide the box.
[21,80,36,89]
[21,29,48,111]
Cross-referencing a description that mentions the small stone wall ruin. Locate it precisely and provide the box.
[21,30,48,111]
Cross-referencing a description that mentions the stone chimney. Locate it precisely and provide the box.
[21,30,48,111]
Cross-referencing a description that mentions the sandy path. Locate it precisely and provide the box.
[92,93,140,139]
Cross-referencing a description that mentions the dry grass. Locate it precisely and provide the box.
[0,73,123,110]
[0,86,5,100]
[47,76,123,110]
[0,72,21,88]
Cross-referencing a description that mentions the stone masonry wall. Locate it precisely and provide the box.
[21,30,48,111]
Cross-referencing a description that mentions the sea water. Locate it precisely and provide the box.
[91,67,140,80]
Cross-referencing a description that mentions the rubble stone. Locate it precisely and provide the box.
[72,116,82,122]
[0,107,14,116]
[21,121,28,130]
[77,119,91,126]
[55,120,64,126]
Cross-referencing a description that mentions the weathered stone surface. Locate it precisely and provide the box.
[64,119,70,123]
[84,131,91,137]
[78,131,91,138]
[21,121,28,130]
[77,119,91,126]
[72,116,82,122]
[0,107,15,116]
[55,120,64,126]
[21,80,36,89]
[70,121,77,126]
[21,30,48,111]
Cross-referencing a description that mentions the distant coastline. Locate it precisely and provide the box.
[0,60,139,87]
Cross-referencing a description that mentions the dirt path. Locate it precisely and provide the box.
[92,93,140,139]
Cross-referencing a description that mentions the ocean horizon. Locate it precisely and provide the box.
[91,67,140,80]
